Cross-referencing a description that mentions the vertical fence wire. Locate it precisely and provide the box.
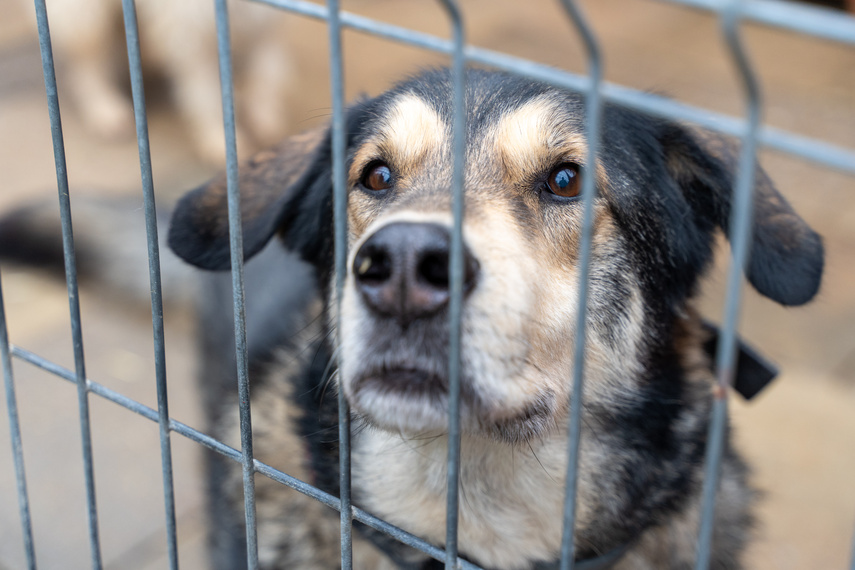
[31,1,103,567]
[213,1,259,567]
[0,271,37,569]
[433,1,466,568]
[555,1,603,568]
[120,1,179,567]
[694,2,762,568]
[851,525,855,570]
[850,524,855,570]
[326,0,354,567]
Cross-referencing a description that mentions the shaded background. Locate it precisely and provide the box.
[1,0,854,568]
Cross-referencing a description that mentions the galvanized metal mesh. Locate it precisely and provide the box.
[2,1,855,569]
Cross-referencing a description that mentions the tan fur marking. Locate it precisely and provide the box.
[495,95,586,180]
[493,95,609,192]
[349,93,447,186]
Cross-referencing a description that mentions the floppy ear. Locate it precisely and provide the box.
[168,99,377,270]
[168,127,329,270]
[661,126,824,306]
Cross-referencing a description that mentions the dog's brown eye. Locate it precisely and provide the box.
[362,162,393,191]
[546,164,581,198]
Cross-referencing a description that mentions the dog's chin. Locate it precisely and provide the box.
[345,369,558,442]
[347,369,453,435]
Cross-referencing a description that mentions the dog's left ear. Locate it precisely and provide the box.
[661,126,824,306]
[169,100,375,270]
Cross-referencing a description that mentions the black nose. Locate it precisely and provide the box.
[353,222,479,326]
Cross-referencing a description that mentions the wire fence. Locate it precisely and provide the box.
[2,0,855,569]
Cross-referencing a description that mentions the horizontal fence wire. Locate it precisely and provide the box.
[0,272,36,569]
[31,0,103,567]
[555,1,602,568]
[653,0,855,45]
[326,0,354,567]
[695,1,763,568]
[213,0,260,567]
[8,345,482,569]
[119,1,179,568]
[250,0,855,176]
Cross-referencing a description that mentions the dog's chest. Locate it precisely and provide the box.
[352,429,572,569]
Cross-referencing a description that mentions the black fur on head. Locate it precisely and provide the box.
[599,106,823,310]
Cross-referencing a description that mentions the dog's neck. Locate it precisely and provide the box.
[352,426,576,569]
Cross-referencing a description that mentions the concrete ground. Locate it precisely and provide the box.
[0,0,854,568]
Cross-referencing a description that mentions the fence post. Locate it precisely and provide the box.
[213,0,259,567]
[695,2,762,568]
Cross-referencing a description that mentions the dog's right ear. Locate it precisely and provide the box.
[168,99,375,270]
[168,127,328,270]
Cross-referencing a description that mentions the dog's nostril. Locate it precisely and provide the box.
[418,251,449,288]
[420,250,480,293]
[355,247,392,284]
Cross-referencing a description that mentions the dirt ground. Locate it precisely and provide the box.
[0,0,854,568]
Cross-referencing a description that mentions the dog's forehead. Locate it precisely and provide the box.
[367,92,448,167]
[488,93,587,180]
[356,75,588,179]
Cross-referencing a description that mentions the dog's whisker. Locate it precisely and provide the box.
[527,442,558,485]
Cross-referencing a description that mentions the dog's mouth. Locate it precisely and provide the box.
[346,364,457,434]
[345,362,556,442]
[356,367,449,401]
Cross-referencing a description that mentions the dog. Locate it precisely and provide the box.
[18,0,294,163]
[0,68,823,569]
[162,68,823,569]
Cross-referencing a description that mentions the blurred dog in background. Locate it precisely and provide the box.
[20,0,295,163]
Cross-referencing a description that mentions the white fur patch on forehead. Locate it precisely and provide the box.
[379,93,447,163]
[493,94,586,180]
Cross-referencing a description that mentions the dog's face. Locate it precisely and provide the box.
[337,84,633,441]
[169,70,823,443]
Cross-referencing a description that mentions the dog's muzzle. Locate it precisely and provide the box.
[353,221,479,327]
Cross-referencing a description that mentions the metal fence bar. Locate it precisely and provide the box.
[119,1,179,567]
[851,526,855,570]
[434,1,466,568]
[555,1,603,568]
[325,0,354,567]
[695,2,762,568]
[653,0,855,46]
[8,344,482,569]
[250,0,855,176]
[251,0,855,52]
[851,524,855,570]
[213,0,259,567]
[597,84,855,174]
[0,273,36,569]
[31,1,103,567]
